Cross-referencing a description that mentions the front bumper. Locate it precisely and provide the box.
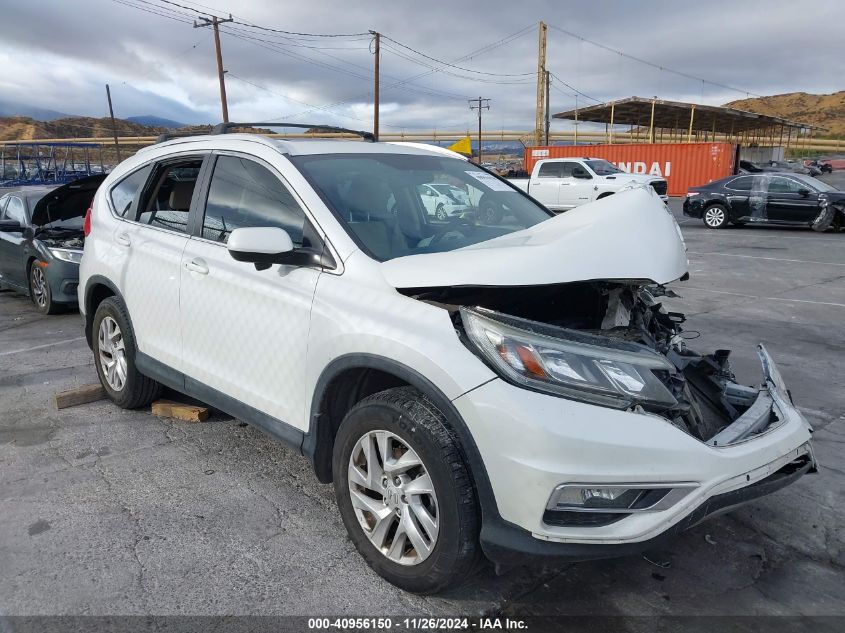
[43,259,81,304]
[453,347,815,565]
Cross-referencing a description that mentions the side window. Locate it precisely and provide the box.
[560,162,577,178]
[537,162,562,178]
[0,195,8,217]
[110,167,150,217]
[728,176,752,191]
[201,156,308,246]
[137,159,203,234]
[4,196,26,225]
[767,177,802,194]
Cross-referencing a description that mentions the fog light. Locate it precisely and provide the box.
[546,483,698,513]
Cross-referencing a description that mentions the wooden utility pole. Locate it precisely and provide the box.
[105,84,122,162]
[534,21,547,146]
[370,31,380,141]
[544,70,551,145]
[194,14,234,122]
[468,97,490,164]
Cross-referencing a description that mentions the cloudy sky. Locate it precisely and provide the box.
[1,0,843,132]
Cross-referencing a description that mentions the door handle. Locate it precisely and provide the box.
[185,258,209,275]
[115,233,131,247]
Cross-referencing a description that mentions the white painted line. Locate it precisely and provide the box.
[687,251,845,267]
[684,231,845,244]
[680,286,845,308]
[0,337,86,357]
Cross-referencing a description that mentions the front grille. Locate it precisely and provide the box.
[651,180,668,196]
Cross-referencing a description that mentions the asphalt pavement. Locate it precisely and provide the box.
[1,180,843,620]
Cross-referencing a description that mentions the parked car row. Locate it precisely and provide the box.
[0,131,817,595]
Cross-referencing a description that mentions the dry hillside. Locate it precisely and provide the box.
[725,91,845,136]
[0,116,176,141]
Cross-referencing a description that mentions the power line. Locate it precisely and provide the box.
[548,72,601,104]
[547,23,761,98]
[380,33,535,77]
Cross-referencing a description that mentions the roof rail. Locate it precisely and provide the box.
[154,130,211,144]
[210,122,375,142]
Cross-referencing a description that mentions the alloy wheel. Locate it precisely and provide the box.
[347,430,439,566]
[98,316,128,392]
[704,207,726,228]
[30,266,47,308]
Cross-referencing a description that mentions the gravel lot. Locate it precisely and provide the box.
[1,179,844,619]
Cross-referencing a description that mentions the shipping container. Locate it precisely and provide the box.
[524,142,737,196]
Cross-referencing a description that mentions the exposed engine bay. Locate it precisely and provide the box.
[403,281,775,444]
[37,229,84,250]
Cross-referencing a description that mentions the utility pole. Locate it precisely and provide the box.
[534,21,547,147]
[105,84,122,162]
[468,97,490,165]
[194,14,234,122]
[544,70,551,145]
[370,31,380,141]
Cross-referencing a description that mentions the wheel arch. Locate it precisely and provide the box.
[82,275,124,348]
[304,353,501,523]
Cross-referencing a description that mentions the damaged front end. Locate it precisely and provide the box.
[406,281,810,448]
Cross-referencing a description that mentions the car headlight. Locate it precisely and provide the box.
[49,248,83,264]
[461,307,678,410]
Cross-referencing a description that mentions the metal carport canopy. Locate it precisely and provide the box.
[552,96,824,134]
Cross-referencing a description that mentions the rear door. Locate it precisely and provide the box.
[765,176,820,223]
[528,161,562,209]
[116,155,208,371]
[724,176,753,218]
[0,195,29,289]
[179,152,321,430]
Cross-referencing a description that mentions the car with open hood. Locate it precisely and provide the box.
[78,126,816,594]
[0,175,104,313]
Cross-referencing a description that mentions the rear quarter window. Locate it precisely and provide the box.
[109,166,151,217]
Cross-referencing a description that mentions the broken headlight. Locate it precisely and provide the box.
[461,307,678,410]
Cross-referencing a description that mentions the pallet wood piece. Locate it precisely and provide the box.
[54,384,107,410]
[151,399,209,422]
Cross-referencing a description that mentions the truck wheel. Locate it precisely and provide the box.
[332,386,480,594]
[92,297,162,409]
[435,204,447,220]
[703,204,729,229]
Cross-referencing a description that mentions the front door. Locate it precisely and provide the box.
[764,176,820,223]
[0,196,29,289]
[179,153,320,430]
[556,161,589,209]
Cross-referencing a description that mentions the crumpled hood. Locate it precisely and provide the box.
[381,187,688,289]
[31,174,106,227]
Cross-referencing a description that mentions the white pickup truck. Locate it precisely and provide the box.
[510,157,669,212]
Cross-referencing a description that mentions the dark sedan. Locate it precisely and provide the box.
[683,172,845,231]
[0,175,104,313]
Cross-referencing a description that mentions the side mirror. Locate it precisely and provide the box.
[572,168,592,180]
[798,188,811,197]
[0,220,26,233]
[227,226,334,270]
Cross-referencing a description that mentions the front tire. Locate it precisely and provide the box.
[332,387,479,593]
[703,204,729,229]
[29,262,60,315]
[92,297,162,409]
[435,204,447,221]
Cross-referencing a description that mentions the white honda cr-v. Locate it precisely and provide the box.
[78,125,815,593]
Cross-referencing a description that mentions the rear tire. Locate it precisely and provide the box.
[703,204,729,229]
[92,297,162,409]
[332,386,480,594]
[435,204,447,221]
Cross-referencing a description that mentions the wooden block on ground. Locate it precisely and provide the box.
[151,399,209,422]
[54,384,107,410]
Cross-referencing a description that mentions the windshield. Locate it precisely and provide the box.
[291,153,552,261]
[792,173,835,192]
[585,159,623,175]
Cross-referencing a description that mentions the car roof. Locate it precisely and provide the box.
[141,134,453,158]
[0,186,56,200]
